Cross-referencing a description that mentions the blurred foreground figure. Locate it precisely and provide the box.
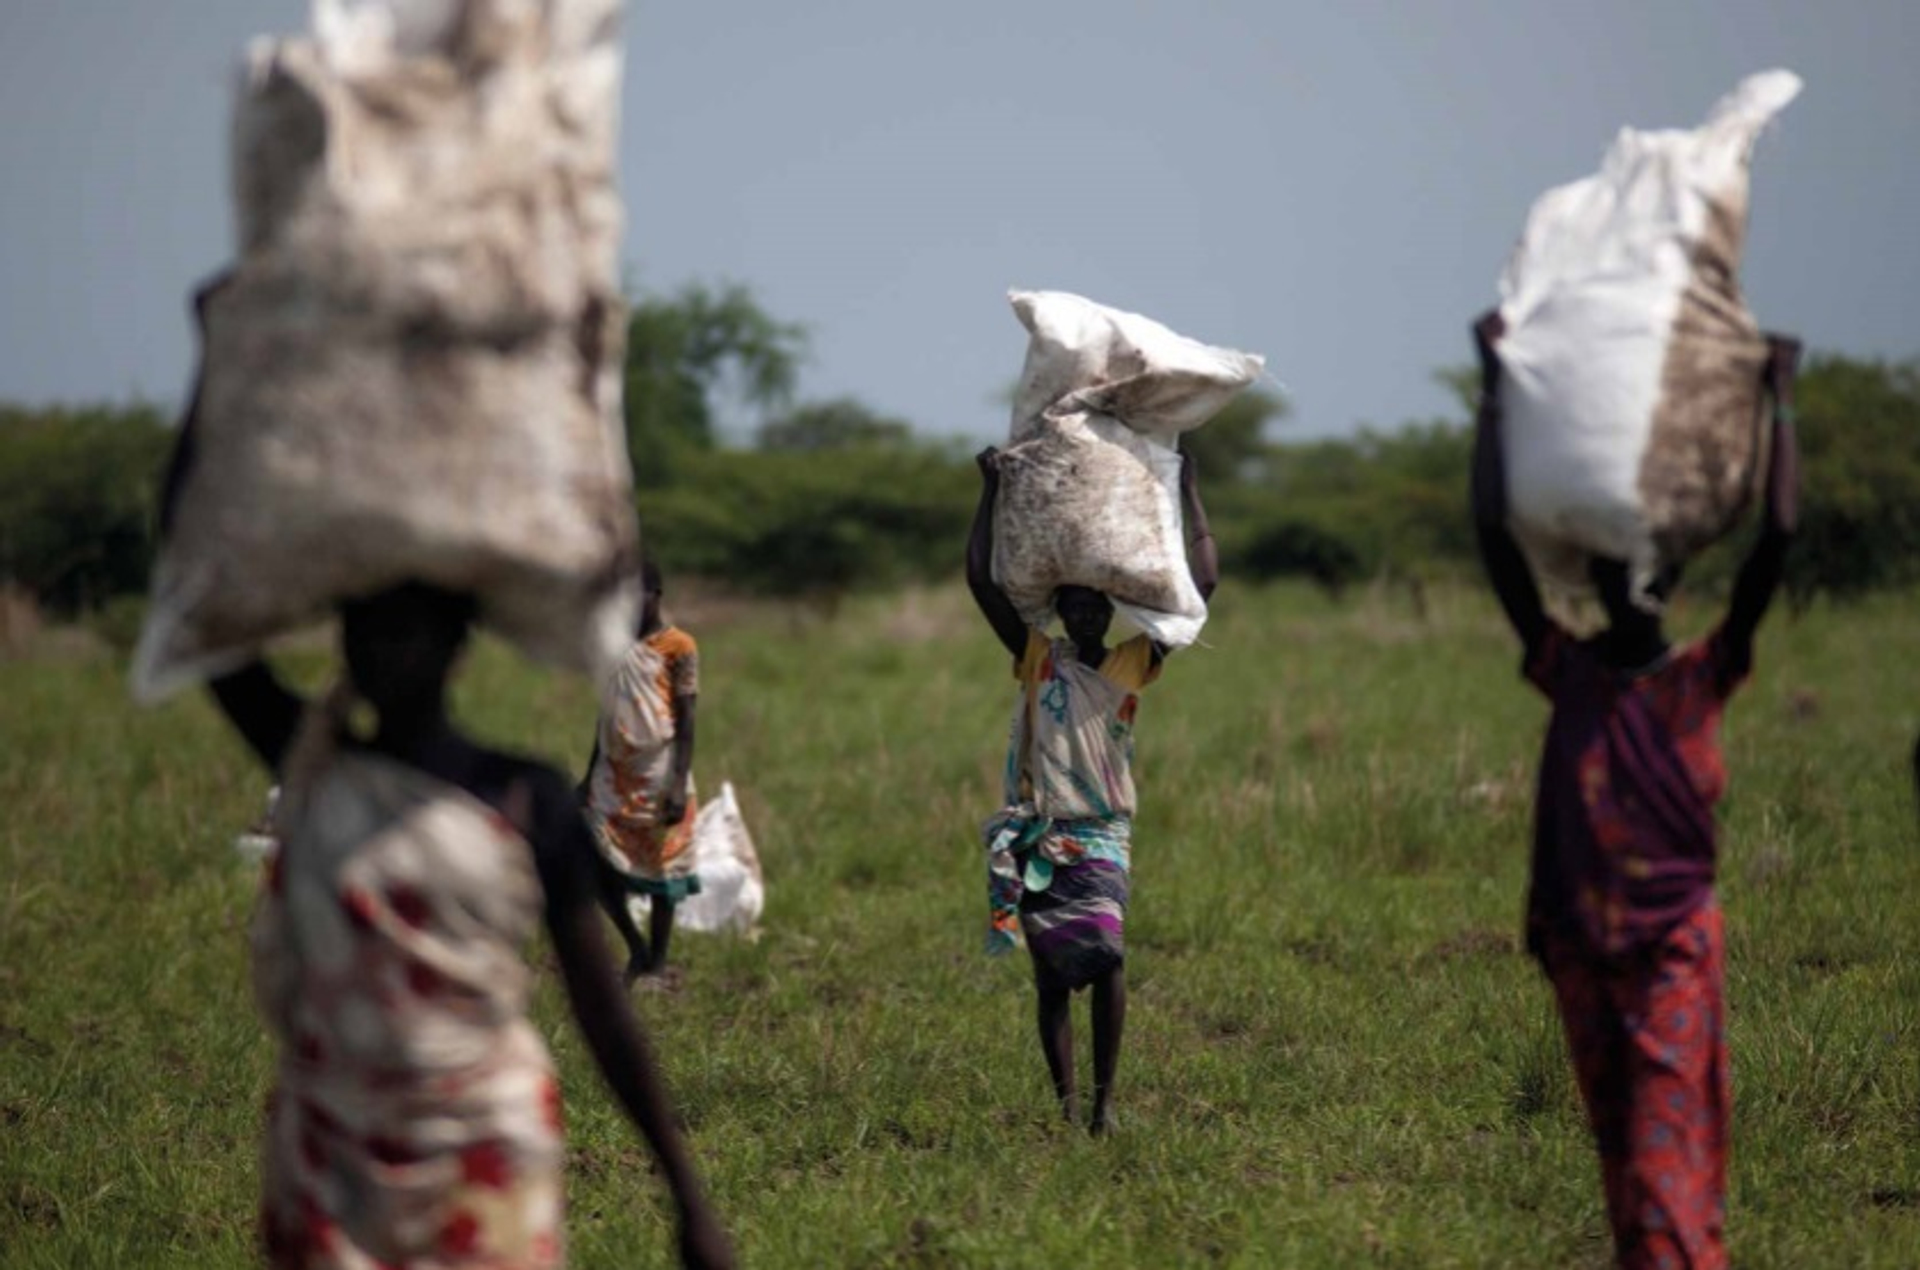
[1473,314,1799,1269]
[580,560,702,983]
[210,584,732,1269]
[134,0,725,1260]
[967,445,1217,1135]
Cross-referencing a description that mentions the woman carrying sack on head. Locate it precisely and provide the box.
[1472,312,1800,1269]
[966,445,1217,1136]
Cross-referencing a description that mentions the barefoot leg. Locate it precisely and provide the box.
[646,897,677,974]
[596,863,651,982]
[1036,980,1076,1124]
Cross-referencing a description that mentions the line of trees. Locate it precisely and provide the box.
[3,282,1917,638]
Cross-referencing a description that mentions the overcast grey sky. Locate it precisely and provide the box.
[1,2,1914,442]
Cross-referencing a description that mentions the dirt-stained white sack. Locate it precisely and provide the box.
[995,291,1262,647]
[1495,70,1800,604]
[1008,290,1266,441]
[629,782,764,936]
[132,0,636,701]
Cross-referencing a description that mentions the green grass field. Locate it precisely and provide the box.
[3,581,1916,1268]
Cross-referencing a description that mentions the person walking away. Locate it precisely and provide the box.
[966,445,1218,1135]
[210,582,732,1269]
[580,560,701,983]
[1472,311,1800,1269]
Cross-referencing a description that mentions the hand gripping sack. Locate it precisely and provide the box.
[1495,69,1800,605]
[131,0,637,700]
[993,290,1263,647]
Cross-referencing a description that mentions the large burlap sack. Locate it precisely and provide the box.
[994,291,1263,647]
[1495,69,1800,604]
[993,413,1200,643]
[131,0,636,701]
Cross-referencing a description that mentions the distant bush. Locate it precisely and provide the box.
[1250,422,1477,584]
[1785,355,1920,606]
[1234,519,1366,596]
[639,444,975,603]
[0,404,171,616]
[0,349,1910,621]
[86,593,149,654]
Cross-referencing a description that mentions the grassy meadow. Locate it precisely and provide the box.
[2,580,1916,1268]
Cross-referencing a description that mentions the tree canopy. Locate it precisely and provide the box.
[622,281,807,485]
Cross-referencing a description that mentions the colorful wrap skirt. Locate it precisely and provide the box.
[984,808,1131,991]
[1018,855,1129,991]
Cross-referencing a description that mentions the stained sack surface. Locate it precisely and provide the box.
[134,0,637,700]
[993,290,1263,648]
[1495,69,1800,605]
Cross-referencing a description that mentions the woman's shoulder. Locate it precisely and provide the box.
[649,625,698,657]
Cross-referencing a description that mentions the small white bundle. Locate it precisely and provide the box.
[640,782,764,936]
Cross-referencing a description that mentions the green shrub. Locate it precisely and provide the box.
[0,403,171,615]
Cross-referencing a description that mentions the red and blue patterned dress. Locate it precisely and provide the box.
[1525,623,1747,1270]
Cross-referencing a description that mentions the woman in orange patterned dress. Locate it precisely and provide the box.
[579,560,702,981]
[210,583,732,1269]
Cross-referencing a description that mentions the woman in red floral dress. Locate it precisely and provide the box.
[210,583,732,1269]
[1472,312,1800,1269]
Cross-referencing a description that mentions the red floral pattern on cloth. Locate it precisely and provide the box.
[1541,901,1730,1270]
[253,752,565,1268]
[1525,624,1745,960]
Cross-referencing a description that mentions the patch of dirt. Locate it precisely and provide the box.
[1431,928,1517,960]
[1200,1013,1252,1041]
[1294,714,1342,758]
[0,586,43,657]
[4,1182,61,1230]
[1791,951,1855,976]
[0,1023,50,1058]
[1283,935,1342,967]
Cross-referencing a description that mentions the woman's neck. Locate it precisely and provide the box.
[1072,635,1108,667]
[1598,625,1670,673]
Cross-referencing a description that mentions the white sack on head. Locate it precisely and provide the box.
[132,0,637,701]
[632,782,764,936]
[1009,290,1264,441]
[994,291,1262,648]
[993,413,1204,647]
[1494,69,1800,605]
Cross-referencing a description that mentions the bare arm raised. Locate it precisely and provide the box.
[524,767,733,1269]
[1720,335,1801,678]
[662,691,696,828]
[1180,451,1220,603]
[966,447,1030,660]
